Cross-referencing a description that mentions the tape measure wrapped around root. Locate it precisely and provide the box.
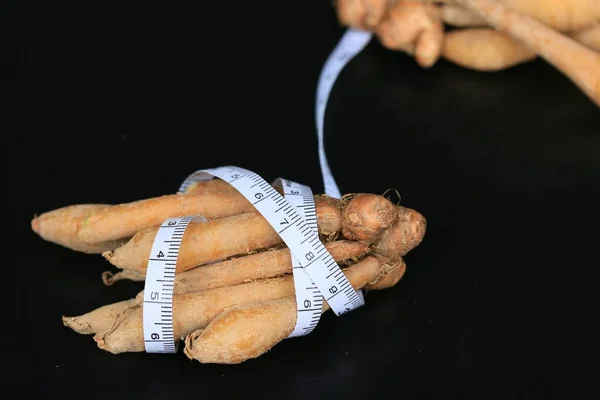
[91,256,389,354]
[98,191,424,282]
[102,239,370,287]
[183,256,405,364]
[31,179,425,264]
[39,175,427,361]
[100,206,337,276]
[30,180,345,254]
[63,240,371,335]
[30,180,252,254]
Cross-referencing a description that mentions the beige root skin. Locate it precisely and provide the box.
[172,240,369,293]
[442,28,537,71]
[364,0,395,28]
[439,23,600,72]
[67,241,369,336]
[336,0,369,30]
[372,206,426,259]
[417,0,600,32]
[103,240,370,290]
[441,4,487,27]
[336,0,393,29]
[182,179,241,196]
[31,178,346,253]
[101,198,345,275]
[340,193,398,243]
[184,299,298,364]
[335,0,362,28]
[30,179,253,251]
[183,256,399,364]
[93,257,382,354]
[496,0,600,33]
[313,195,343,235]
[62,295,142,335]
[365,256,407,290]
[570,22,600,52]
[333,0,445,67]
[77,190,255,246]
[375,0,445,68]
[438,18,600,73]
[102,212,285,274]
[30,204,129,254]
[102,193,400,275]
[437,2,600,31]
[94,278,294,354]
[334,0,600,105]
[452,0,600,106]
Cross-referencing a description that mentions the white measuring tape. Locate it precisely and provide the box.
[272,178,323,338]
[142,28,373,353]
[142,215,206,353]
[316,29,373,199]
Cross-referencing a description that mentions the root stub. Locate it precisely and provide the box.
[372,206,427,259]
[341,193,398,243]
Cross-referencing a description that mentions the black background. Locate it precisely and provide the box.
[3,1,600,398]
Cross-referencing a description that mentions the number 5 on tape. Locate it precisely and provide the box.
[143,216,206,353]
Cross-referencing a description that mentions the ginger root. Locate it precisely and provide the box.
[94,256,386,354]
[183,256,404,364]
[39,175,427,363]
[334,0,600,106]
[441,28,537,71]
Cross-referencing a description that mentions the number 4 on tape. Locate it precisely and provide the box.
[142,216,206,353]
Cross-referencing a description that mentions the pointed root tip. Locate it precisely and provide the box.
[31,217,41,235]
[62,316,90,333]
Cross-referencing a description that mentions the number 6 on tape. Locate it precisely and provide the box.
[142,215,206,353]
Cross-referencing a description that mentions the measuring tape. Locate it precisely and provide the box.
[142,215,206,353]
[272,178,323,337]
[180,167,366,315]
[316,28,373,199]
[142,28,373,353]
[143,167,364,352]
